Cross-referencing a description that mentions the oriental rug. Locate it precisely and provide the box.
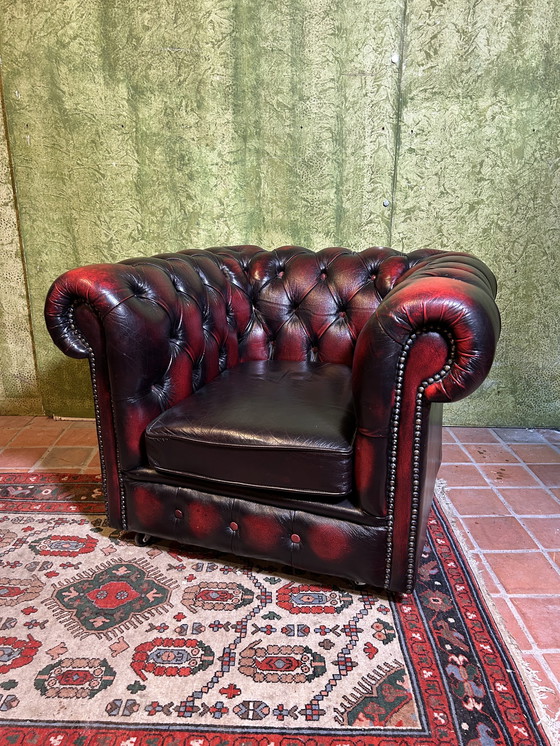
[0,473,551,745]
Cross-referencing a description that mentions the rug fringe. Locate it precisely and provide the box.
[435,479,560,746]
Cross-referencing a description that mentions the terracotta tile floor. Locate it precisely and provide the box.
[442,425,560,725]
[0,416,559,723]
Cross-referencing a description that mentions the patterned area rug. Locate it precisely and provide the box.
[0,473,550,745]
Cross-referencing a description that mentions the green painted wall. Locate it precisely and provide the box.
[0,0,558,426]
[0,76,42,414]
[392,0,560,427]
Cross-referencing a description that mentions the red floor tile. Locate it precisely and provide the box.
[441,444,471,462]
[490,597,532,650]
[35,447,96,469]
[449,427,500,443]
[527,463,560,487]
[0,415,34,428]
[30,417,70,429]
[463,443,519,464]
[521,518,560,549]
[437,464,488,487]
[442,428,455,444]
[446,488,509,516]
[498,488,560,516]
[509,443,560,463]
[485,552,560,595]
[478,464,541,488]
[455,520,477,550]
[0,447,47,469]
[0,428,20,446]
[56,425,99,446]
[512,598,560,648]
[543,653,560,682]
[461,517,538,550]
[9,425,69,447]
[476,563,501,595]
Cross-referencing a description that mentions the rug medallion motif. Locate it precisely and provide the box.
[0,474,549,745]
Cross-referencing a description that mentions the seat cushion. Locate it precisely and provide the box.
[145,360,356,497]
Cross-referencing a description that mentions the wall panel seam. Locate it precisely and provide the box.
[0,68,44,413]
[388,0,409,247]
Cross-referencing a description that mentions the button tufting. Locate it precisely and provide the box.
[229,521,239,531]
[290,533,301,543]
[174,509,184,519]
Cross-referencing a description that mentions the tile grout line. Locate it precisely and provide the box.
[30,423,96,472]
[481,434,559,490]
[448,429,560,697]
[444,439,532,518]
[444,495,560,695]
[444,437,560,567]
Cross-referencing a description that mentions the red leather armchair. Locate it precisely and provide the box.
[45,246,500,593]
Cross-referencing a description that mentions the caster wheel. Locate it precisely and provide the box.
[134,533,154,547]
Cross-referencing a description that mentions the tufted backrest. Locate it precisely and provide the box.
[121,245,416,372]
[238,246,408,365]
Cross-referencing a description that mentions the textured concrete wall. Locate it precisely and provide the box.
[391,0,560,427]
[0,80,42,415]
[0,0,558,425]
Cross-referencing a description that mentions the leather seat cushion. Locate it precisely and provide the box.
[145,360,356,497]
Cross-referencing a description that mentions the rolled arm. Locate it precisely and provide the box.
[373,252,500,403]
[45,255,240,527]
[45,259,216,405]
[353,251,500,452]
[352,251,500,592]
[45,256,242,442]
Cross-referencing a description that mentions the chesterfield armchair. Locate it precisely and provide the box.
[45,246,500,593]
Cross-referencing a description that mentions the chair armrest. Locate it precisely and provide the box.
[365,250,500,404]
[353,250,500,488]
[45,255,239,527]
[352,251,500,591]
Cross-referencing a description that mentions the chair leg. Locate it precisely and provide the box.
[134,532,153,547]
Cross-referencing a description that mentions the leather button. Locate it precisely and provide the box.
[290,533,301,544]
[174,509,184,519]
[229,521,239,531]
